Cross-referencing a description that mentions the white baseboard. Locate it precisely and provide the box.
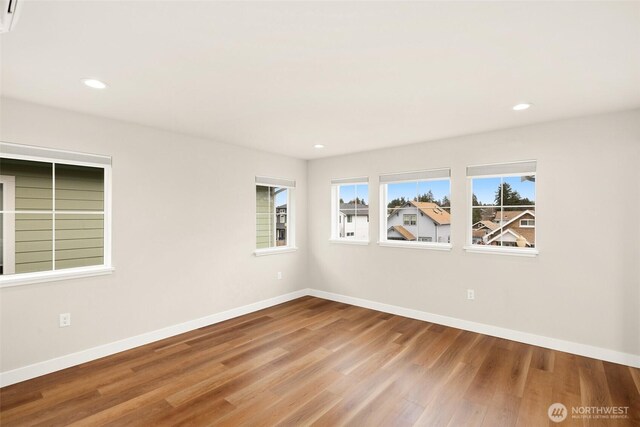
[0,289,308,387]
[307,289,640,369]
[2,287,638,387]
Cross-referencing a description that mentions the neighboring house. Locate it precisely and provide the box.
[494,209,530,225]
[386,201,450,243]
[338,202,369,240]
[276,204,287,245]
[483,210,535,247]
[472,220,499,244]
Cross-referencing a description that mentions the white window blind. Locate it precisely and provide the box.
[0,141,112,166]
[466,161,536,177]
[330,176,368,185]
[255,176,296,188]
[379,168,450,183]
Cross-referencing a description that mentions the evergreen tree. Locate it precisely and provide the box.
[472,208,483,224]
[414,191,434,203]
[495,183,516,205]
[387,197,407,208]
[494,183,534,206]
[348,197,367,205]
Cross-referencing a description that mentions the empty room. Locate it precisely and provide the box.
[0,1,639,426]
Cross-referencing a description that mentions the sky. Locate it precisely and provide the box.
[473,176,535,206]
[339,184,369,204]
[275,187,288,206]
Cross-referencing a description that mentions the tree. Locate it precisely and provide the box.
[348,197,367,205]
[339,198,344,204]
[414,191,434,203]
[495,183,519,205]
[472,208,483,224]
[440,195,450,207]
[387,197,407,208]
[494,183,533,206]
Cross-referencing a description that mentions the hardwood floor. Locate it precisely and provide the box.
[1,296,639,426]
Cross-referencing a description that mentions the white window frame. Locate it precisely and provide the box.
[464,160,538,257]
[378,168,452,251]
[330,177,370,245]
[0,175,16,275]
[0,142,114,287]
[520,219,535,228]
[254,176,297,256]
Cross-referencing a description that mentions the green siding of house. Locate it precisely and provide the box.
[256,185,275,249]
[0,159,105,274]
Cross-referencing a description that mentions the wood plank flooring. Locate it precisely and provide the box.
[1,296,639,426]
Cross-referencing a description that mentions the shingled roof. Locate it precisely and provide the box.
[340,202,369,216]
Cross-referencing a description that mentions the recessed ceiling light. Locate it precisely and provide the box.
[313,144,325,149]
[512,103,532,111]
[82,78,108,89]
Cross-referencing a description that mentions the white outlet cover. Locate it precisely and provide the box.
[59,313,71,327]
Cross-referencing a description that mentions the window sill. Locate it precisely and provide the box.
[254,247,298,257]
[0,265,115,288]
[329,239,370,246]
[463,246,539,257]
[378,241,452,251]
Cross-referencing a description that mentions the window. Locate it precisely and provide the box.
[330,177,369,243]
[0,142,112,286]
[467,161,537,255]
[255,176,295,254]
[379,168,451,249]
[403,214,417,226]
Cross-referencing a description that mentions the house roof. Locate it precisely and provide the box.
[485,210,536,239]
[276,204,287,210]
[340,202,369,216]
[388,201,451,225]
[472,229,488,239]
[495,209,531,222]
[410,201,451,225]
[473,220,499,231]
[390,225,416,241]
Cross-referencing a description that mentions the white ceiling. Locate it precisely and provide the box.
[2,1,639,159]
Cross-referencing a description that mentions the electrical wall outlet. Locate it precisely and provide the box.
[59,313,71,327]
[277,272,282,280]
[467,289,475,300]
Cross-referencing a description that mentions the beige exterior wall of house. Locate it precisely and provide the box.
[256,185,275,249]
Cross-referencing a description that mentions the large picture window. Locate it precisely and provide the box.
[379,169,451,249]
[467,161,537,255]
[330,177,369,243]
[0,142,112,286]
[255,176,295,254]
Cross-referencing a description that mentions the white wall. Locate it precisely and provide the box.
[0,98,308,372]
[308,110,640,357]
[1,99,638,377]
